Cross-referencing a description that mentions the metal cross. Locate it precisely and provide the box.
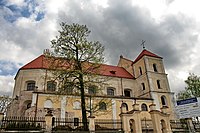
[141,40,146,49]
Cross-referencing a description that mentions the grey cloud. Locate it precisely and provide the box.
[1,0,200,95]
[55,0,199,72]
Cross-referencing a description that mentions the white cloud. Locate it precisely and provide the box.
[1,0,200,96]
[0,75,14,96]
[7,0,25,6]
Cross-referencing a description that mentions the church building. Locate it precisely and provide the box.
[7,48,175,121]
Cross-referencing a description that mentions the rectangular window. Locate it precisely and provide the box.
[124,90,131,97]
[47,81,56,91]
[142,83,145,90]
[88,85,97,95]
[153,64,158,72]
[157,80,161,89]
[27,82,36,91]
[107,88,114,96]
[139,67,142,75]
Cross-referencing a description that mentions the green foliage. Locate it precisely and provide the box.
[185,73,200,97]
[50,22,105,93]
[50,22,105,131]
[177,73,200,100]
[51,22,104,63]
[176,90,192,100]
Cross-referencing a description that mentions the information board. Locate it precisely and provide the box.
[175,97,200,118]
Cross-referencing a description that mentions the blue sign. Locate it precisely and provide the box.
[177,97,197,105]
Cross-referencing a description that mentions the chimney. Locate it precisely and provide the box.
[43,49,50,55]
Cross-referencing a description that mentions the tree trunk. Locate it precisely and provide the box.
[80,73,88,131]
[75,46,88,131]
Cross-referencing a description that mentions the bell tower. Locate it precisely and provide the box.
[132,49,174,117]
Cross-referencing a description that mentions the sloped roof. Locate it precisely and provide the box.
[133,49,162,63]
[99,64,133,79]
[20,55,134,79]
[21,55,48,69]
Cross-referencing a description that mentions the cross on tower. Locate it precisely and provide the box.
[141,40,146,49]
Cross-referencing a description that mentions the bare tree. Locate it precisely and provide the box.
[0,95,12,114]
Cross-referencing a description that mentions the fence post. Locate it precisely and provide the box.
[0,113,4,127]
[88,116,95,132]
[149,104,172,133]
[120,105,129,133]
[45,112,53,133]
[186,118,195,133]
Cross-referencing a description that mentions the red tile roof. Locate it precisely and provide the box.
[133,49,162,63]
[99,64,133,79]
[20,55,134,79]
[21,55,48,69]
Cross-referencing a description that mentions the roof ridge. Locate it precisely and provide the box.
[20,54,44,69]
[120,56,134,63]
[133,49,162,64]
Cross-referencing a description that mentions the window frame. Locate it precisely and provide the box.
[47,81,57,91]
[121,103,128,111]
[27,103,31,109]
[161,95,167,106]
[157,80,161,89]
[88,85,97,95]
[153,63,158,72]
[141,83,145,90]
[141,103,148,111]
[99,102,107,110]
[26,81,36,91]
[107,87,115,96]
[124,89,131,97]
[139,66,142,75]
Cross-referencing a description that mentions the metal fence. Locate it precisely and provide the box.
[170,120,189,132]
[95,119,122,132]
[141,119,153,133]
[0,116,45,131]
[192,121,200,132]
[52,117,89,131]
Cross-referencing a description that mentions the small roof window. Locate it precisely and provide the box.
[110,70,116,74]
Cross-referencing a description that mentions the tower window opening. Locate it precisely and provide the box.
[141,83,145,90]
[139,67,142,75]
[153,64,158,72]
[157,80,161,89]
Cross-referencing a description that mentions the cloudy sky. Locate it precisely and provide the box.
[0,0,200,96]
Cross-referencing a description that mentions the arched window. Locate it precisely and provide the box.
[107,87,115,96]
[153,64,158,72]
[139,67,142,75]
[99,102,106,110]
[23,100,32,110]
[161,119,167,131]
[44,100,53,108]
[26,81,36,91]
[27,103,31,109]
[47,81,56,91]
[121,103,128,111]
[124,89,131,97]
[141,103,148,111]
[88,85,97,95]
[161,96,167,106]
[157,80,161,89]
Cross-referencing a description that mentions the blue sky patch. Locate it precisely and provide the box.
[36,12,45,21]
[2,0,45,23]
[0,60,21,76]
